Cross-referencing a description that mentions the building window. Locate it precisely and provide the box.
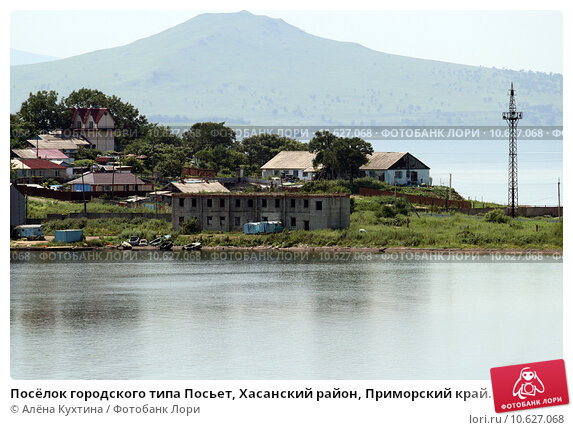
[235,199,241,207]
[124,185,129,191]
[274,170,279,175]
[315,201,323,210]
[206,216,213,225]
[88,121,94,128]
[303,172,308,177]
[220,198,225,208]
[55,170,60,177]
[191,198,197,207]
[179,198,185,207]
[290,217,296,227]
[220,216,225,226]
[262,199,267,208]
[395,171,403,179]
[207,198,213,207]
[290,199,296,208]
[76,121,81,128]
[304,220,310,231]
[262,216,268,221]
[303,199,309,208]
[248,199,254,208]
[234,216,241,226]
[179,217,185,224]
[275,198,280,208]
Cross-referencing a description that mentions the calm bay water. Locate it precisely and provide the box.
[10,250,562,380]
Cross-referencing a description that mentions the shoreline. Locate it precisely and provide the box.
[9,244,563,255]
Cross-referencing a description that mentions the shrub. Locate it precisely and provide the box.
[485,209,510,224]
[180,218,201,234]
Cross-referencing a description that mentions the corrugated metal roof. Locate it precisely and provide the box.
[261,151,317,170]
[18,159,67,169]
[360,152,407,170]
[66,172,147,185]
[169,181,230,193]
[27,133,90,150]
[12,148,69,159]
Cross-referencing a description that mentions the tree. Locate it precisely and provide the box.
[17,90,69,134]
[240,134,309,167]
[64,88,149,149]
[182,122,246,174]
[309,131,373,185]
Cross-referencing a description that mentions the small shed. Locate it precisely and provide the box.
[15,224,43,240]
[54,230,84,243]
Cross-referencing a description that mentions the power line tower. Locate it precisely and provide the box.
[502,83,523,218]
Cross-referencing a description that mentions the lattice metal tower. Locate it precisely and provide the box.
[502,83,523,218]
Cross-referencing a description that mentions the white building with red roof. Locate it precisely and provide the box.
[70,107,115,153]
[11,158,68,184]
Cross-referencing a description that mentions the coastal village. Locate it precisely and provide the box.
[10,97,562,251]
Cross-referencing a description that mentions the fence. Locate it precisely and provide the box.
[359,187,471,209]
[27,212,172,224]
[15,185,149,201]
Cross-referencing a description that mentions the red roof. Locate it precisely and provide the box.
[20,159,67,169]
[70,108,111,126]
[36,149,69,159]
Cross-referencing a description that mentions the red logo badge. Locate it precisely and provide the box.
[490,359,569,413]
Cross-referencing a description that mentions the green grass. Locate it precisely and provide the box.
[26,197,163,218]
[172,213,562,249]
[301,178,466,200]
[24,197,561,250]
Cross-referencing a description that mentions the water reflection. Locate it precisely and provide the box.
[10,251,562,380]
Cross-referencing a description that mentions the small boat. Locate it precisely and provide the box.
[129,236,140,246]
[159,241,173,251]
[183,242,201,251]
[149,238,162,246]
[120,241,133,250]
[139,239,148,246]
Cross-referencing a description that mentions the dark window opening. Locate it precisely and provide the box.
[290,199,295,208]
[315,201,323,210]
[248,199,254,208]
[179,217,184,224]
[275,198,280,208]
[303,199,309,208]
[206,216,213,225]
[304,220,310,231]
[235,199,241,207]
[234,217,241,226]
[220,198,225,208]
[207,199,213,207]
[291,217,296,227]
[220,216,225,226]
[262,199,267,208]
[191,198,197,207]
[179,198,185,207]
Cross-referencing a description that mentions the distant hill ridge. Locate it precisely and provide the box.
[10,11,562,126]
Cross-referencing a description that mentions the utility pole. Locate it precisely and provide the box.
[503,83,523,218]
[557,177,561,219]
[449,173,452,200]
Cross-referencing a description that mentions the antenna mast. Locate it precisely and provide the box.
[502,83,523,218]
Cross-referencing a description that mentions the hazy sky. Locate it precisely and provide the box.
[10,9,562,73]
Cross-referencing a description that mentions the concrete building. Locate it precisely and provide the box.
[261,150,430,185]
[10,184,26,230]
[172,193,350,232]
[70,108,115,153]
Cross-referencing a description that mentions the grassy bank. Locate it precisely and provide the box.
[26,197,162,219]
[22,196,562,250]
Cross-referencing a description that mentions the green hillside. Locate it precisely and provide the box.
[10,11,562,126]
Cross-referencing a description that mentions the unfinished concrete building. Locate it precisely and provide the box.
[172,193,350,232]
